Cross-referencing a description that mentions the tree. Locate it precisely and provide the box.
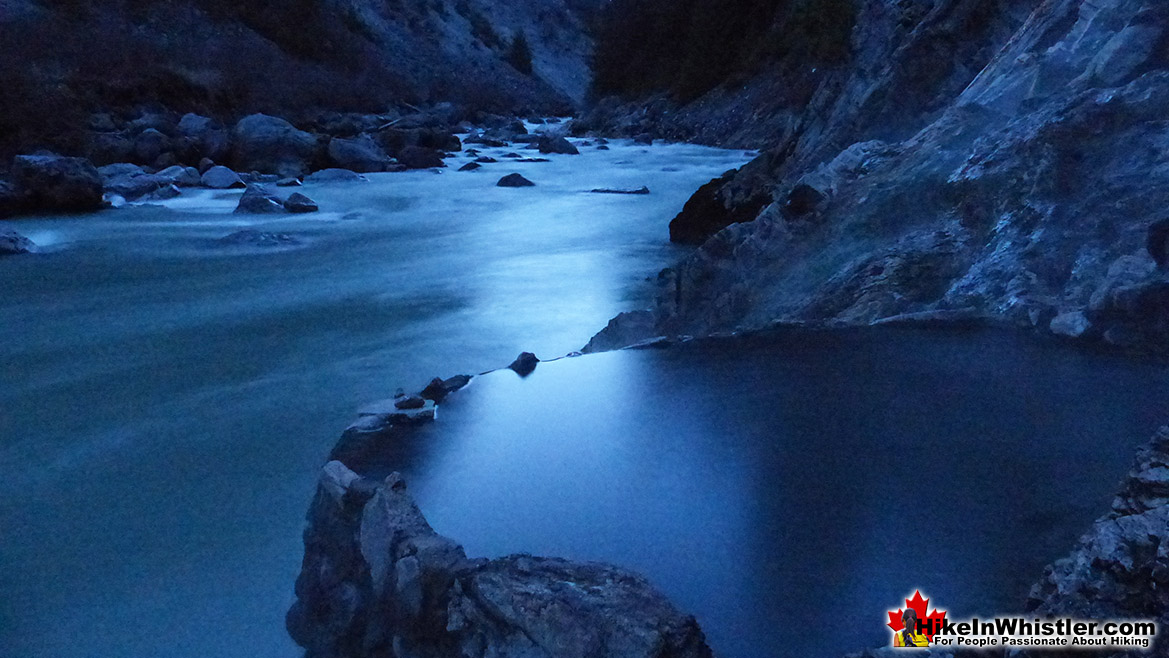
[506,32,534,75]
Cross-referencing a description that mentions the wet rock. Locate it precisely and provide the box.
[141,184,182,201]
[394,395,426,410]
[507,351,539,376]
[287,464,713,658]
[420,374,472,403]
[396,145,446,169]
[327,134,393,173]
[537,135,579,155]
[633,133,654,145]
[351,397,436,430]
[0,230,36,256]
[201,165,245,189]
[283,192,319,214]
[155,165,201,187]
[590,186,650,195]
[475,156,498,163]
[597,145,610,150]
[458,162,482,172]
[582,310,657,353]
[276,177,302,187]
[303,169,367,184]
[497,173,534,188]
[233,185,286,214]
[12,153,104,213]
[216,230,300,248]
[516,157,551,163]
[231,114,319,178]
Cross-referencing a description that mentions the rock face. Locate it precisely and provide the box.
[11,153,103,212]
[1026,426,1169,654]
[287,463,713,658]
[585,0,1169,355]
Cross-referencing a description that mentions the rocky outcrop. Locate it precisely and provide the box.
[1026,426,1169,655]
[587,0,1169,355]
[287,462,713,658]
[0,230,36,255]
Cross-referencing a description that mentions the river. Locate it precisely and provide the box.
[0,140,749,658]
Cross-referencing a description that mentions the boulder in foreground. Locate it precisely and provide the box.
[287,463,713,658]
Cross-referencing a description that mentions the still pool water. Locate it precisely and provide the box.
[351,328,1169,658]
[0,140,750,658]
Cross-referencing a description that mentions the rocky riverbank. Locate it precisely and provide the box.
[578,0,1169,356]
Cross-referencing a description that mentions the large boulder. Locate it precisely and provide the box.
[155,165,202,187]
[303,168,368,184]
[12,154,104,212]
[201,166,245,189]
[326,134,393,173]
[283,192,318,213]
[231,114,320,178]
[134,128,169,164]
[537,135,579,155]
[177,113,230,162]
[396,145,446,169]
[233,185,286,214]
[287,464,713,658]
[667,169,770,245]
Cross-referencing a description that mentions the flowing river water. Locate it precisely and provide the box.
[2,139,1167,658]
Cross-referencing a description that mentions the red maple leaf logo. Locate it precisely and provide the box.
[887,590,947,641]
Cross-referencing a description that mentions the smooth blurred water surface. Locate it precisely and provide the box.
[355,329,1169,658]
[0,140,749,658]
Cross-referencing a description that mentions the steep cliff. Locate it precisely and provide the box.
[0,0,596,159]
[585,0,1169,354]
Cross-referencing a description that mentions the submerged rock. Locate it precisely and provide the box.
[287,464,713,658]
[420,374,472,403]
[497,173,535,188]
[458,162,482,172]
[590,186,650,195]
[215,230,300,248]
[304,168,368,184]
[0,230,36,256]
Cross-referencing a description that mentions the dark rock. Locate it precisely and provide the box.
[458,162,482,172]
[502,152,522,159]
[0,180,24,217]
[537,135,579,155]
[215,230,300,249]
[596,145,610,150]
[197,158,216,174]
[507,351,539,376]
[201,165,245,189]
[134,128,169,163]
[103,172,168,200]
[633,133,653,145]
[420,374,472,403]
[276,177,302,187]
[231,114,319,178]
[583,310,657,353]
[590,186,650,195]
[515,157,551,163]
[497,173,535,188]
[141,184,181,201]
[155,165,201,187]
[303,169,367,184]
[12,154,104,213]
[475,156,498,163]
[1148,219,1169,270]
[327,134,393,173]
[668,169,769,245]
[287,464,713,658]
[0,230,36,256]
[283,192,319,214]
[396,145,446,169]
[394,395,426,410]
[782,183,825,217]
[233,185,286,214]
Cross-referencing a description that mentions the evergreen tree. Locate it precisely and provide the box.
[506,32,534,75]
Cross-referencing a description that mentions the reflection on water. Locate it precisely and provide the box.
[0,141,750,658]
[353,329,1169,658]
